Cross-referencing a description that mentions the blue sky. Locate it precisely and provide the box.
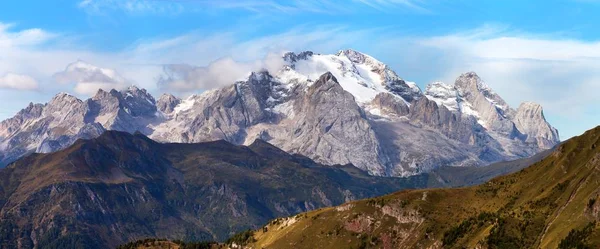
[1,0,600,139]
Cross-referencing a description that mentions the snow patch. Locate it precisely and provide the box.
[272,101,295,118]
[173,96,196,114]
[289,54,389,103]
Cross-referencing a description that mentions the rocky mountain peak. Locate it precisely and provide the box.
[52,92,74,99]
[19,102,44,116]
[293,72,383,175]
[513,101,559,148]
[517,101,542,111]
[315,71,337,85]
[336,49,370,64]
[425,82,454,95]
[48,92,81,106]
[277,49,423,105]
[121,85,155,103]
[44,92,87,122]
[122,85,153,100]
[454,72,509,111]
[91,88,114,100]
[156,93,181,114]
[283,51,314,63]
[307,71,344,95]
[117,87,157,118]
[424,72,558,147]
[454,72,484,96]
[248,71,273,82]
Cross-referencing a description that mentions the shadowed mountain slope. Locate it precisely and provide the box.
[0,131,428,249]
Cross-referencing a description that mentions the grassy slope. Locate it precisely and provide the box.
[249,126,600,249]
[427,147,555,188]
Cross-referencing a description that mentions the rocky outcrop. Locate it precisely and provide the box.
[369,92,410,117]
[156,94,181,114]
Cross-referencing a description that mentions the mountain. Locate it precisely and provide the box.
[0,130,432,249]
[245,126,600,249]
[0,50,559,176]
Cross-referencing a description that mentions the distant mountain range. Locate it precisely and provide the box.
[0,50,559,176]
[242,125,600,249]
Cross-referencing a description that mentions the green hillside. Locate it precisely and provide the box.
[247,126,600,249]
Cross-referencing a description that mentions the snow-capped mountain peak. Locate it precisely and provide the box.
[454,72,511,115]
[275,50,422,104]
[424,81,482,122]
[425,82,460,111]
[424,72,558,149]
[336,49,383,67]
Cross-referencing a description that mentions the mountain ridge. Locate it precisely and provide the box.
[0,130,433,248]
[0,49,559,176]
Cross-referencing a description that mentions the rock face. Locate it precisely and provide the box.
[368,93,410,117]
[285,72,384,175]
[513,102,560,148]
[156,93,181,114]
[0,50,560,176]
[453,72,517,137]
[424,72,558,159]
[0,86,155,165]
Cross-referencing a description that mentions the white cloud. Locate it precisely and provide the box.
[157,53,286,93]
[0,73,39,91]
[0,23,56,48]
[53,60,129,95]
[127,26,377,65]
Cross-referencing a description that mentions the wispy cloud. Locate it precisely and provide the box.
[157,52,286,93]
[78,0,185,15]
[0,23,56,48]
[351,0,430,13]
[0,73,39,91]
[77,0,431,15]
